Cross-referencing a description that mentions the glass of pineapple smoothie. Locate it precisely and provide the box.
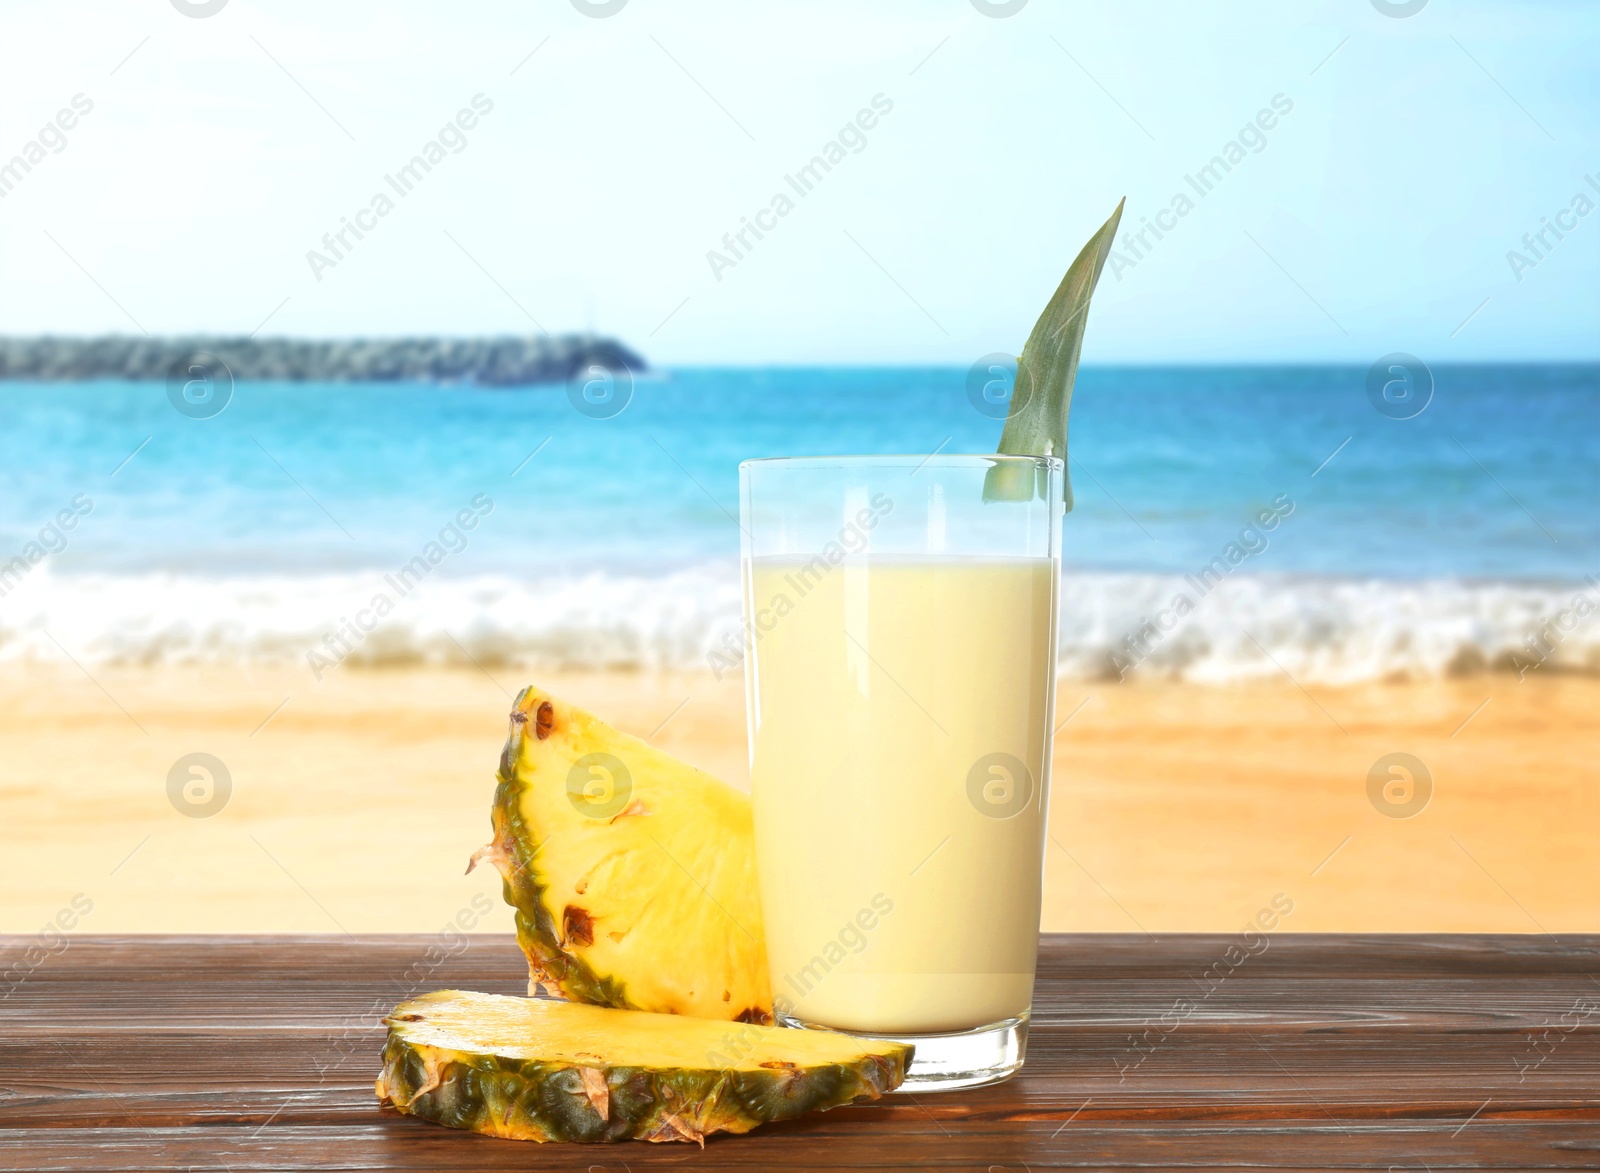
[739,454,1062,1090]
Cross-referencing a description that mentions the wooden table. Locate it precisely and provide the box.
[2,934,1596,1170]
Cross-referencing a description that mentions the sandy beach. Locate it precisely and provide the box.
[2,661,1592,937]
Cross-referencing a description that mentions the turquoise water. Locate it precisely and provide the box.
[2,365,1592,578]
[1,365,1595,680]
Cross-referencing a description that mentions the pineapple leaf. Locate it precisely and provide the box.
[986,197,1125,508]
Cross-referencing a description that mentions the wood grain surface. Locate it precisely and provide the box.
[1,933,1597,1170]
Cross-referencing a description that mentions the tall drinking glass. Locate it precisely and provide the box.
[739,455,1062,1090]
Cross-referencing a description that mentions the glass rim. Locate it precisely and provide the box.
[739,453,1063,472]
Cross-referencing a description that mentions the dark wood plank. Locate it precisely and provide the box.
[5,1122,1600,1173]
[1,934,1597,1170]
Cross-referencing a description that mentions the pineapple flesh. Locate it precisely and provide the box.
[473,686,771,1022]
[376,990,911,1144]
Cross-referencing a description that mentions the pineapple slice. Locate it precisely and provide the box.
[472,686,770,1022]
[376,989,911,1144]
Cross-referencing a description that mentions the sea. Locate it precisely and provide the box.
[1,365,1596,684]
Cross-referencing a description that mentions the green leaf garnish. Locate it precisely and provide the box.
[986,197,1125,508]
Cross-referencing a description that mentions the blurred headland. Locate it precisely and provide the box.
[0,334,646,386]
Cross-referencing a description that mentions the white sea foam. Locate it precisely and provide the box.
[1057,572,1600,683]
[1,567,1596,683]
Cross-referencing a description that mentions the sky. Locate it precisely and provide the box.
[0,0,1595,364]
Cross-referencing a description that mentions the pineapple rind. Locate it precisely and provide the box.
[376,990,911,1144]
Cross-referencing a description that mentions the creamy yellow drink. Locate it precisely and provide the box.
[745,554,1057,1034]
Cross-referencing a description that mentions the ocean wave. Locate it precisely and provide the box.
[1057,572,1600,684]
[1,568,1596,684]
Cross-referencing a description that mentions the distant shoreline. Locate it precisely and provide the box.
[0,334,646,386]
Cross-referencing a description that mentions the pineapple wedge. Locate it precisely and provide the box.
[376,989,911,1144]
[472,686,771,1022]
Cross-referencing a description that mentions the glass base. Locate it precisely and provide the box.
[778,1012,1028,1091]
